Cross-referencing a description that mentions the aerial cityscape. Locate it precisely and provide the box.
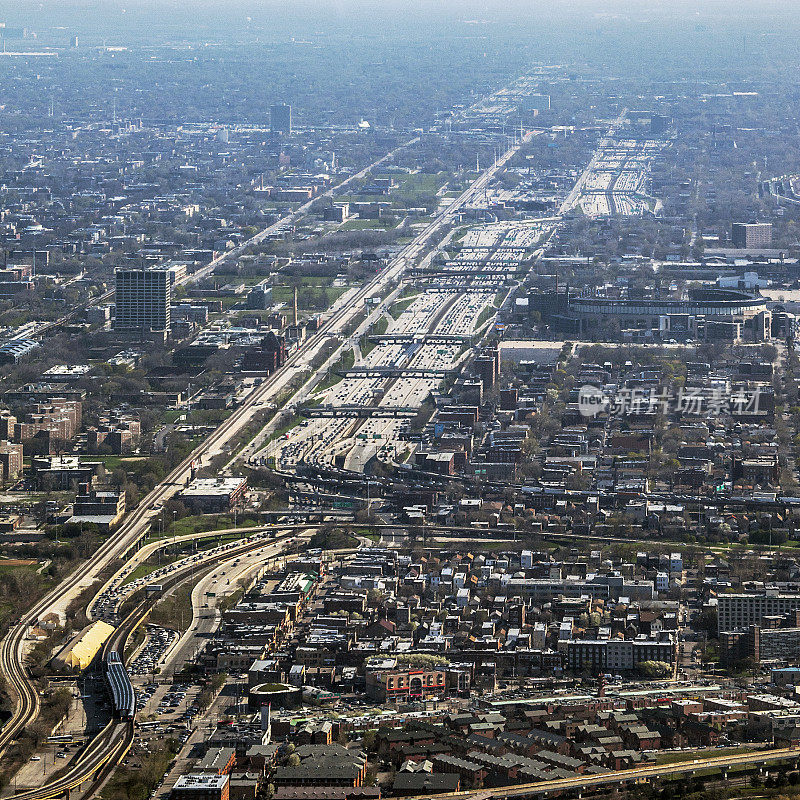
[5,2,800,800]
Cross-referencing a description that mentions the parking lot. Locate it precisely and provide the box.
[129,625,179,677]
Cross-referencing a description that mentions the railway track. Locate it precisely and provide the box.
[0,240,401,756]
[4,531,299,798]
[0,133,526,776]
[103,529,300,621]
[7,604,146,800]
[0,619,40,760]
[9,721,134,800]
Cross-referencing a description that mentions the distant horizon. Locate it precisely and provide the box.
[1,0,799,81]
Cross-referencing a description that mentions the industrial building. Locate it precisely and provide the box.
[68,483,126,530]
[0,339,40,365]
[180,476,248,513]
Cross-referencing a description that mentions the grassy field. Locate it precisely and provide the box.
[655,746,755,765]
[371,315,390,336]
[376,171,449,203]
[353,526,380,543]
[314,347,356,394]
[272,283,349,309]
[121,562,161,586]
[0,560,39,572]
[265,412,303,444]
[271,276,338,294]
[476,304,495,329]
[390,295,418,315]
[90,455,149,471]
[149,581,196,632]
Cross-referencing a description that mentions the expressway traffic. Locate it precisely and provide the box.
[255,289,494,474]
[0,129,529,787]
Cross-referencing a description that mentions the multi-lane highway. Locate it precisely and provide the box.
[0,131,531,772]
[257,220,553,479]
[258,289,493,474]
[7,601,149,800]
[259,112,669,488]
[90,527,309,622]
[4,530,305,799]
[558,109,627,215]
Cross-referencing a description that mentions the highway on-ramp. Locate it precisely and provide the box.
[0,132,530,770]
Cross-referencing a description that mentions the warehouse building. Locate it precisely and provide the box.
[180,476,247,513]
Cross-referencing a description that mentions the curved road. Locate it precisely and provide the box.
[4,532,304,799]
[0,132,529,773]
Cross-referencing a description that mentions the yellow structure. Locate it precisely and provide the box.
[52,620,115,671]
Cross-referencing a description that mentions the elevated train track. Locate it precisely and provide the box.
[0,174,419,758]
[7,531,297,799]
[0,130,529,791]
[9,601,146,800]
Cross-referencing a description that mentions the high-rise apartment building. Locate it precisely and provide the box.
[718,591,800,633]
[732,222,772,249]
[270,103,292,135]
[0,440,23,482]
[474,346,500,390]
[114,268,171,332]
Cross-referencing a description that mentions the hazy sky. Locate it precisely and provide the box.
[2,0,799,82]
[4,0,800,21]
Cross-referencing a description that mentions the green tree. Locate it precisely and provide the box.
[638,660,672,679]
